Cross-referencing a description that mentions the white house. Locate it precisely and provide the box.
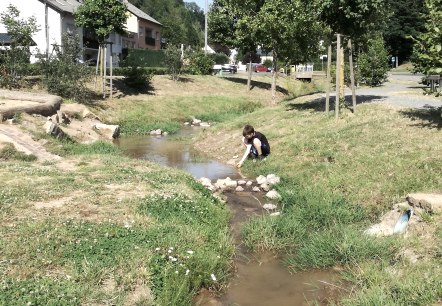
[0,0,124,66]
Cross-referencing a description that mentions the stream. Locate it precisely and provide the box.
[114,127,339,305]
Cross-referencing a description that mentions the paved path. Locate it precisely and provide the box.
[0,124,61,161]
[346,72,442,109]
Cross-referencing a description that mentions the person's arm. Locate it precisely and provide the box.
[237,144,252,168]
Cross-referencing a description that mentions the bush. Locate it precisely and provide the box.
[123,48,166,67]
[109,66,166,76]
[122,66,152,90]
[263,59,273,68]
[210,52,229,65]
[0,5,39,89]
[163,45,183,81]
[39,33,92,102]
[186,51,214,75]
[357,36,390,86]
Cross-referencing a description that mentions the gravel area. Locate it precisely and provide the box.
[345,72,442,109]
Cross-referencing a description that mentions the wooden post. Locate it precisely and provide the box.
[348,39,357,113]
[94,45,101,90]
[110,43,113,99]
[335,34,341,119]
[247,54,252,91]
[103,44,107,99]
[325,44,332,112]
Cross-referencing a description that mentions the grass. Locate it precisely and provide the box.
[191,76,442,304]
[0,153,233,305]
[2,72,441,304]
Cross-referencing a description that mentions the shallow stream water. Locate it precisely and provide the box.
[114,127,340,305]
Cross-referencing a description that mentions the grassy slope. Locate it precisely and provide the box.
[192,78,442,304]
[2,73,441,304]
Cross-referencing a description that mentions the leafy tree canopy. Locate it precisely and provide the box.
[383,0,426,63]
[74,0,128,43]
[411,0,442,74]
[317,0,387,38]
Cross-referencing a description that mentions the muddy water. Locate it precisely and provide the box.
[115,128,340,305]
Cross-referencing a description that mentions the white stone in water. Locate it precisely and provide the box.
[200,122,210,127]
[162,132,168,136]
[252,186,260,192]
[260,183,270,192]
[184,122,190,125]
[199,177,212,187]
[270,212,281,216]
[266,190,281,199]
[263,203,277,210]
[246,181,253,187]
[256,175,267,185]
[225,180,238,188]
[149,129,162,135]
[238,180,247,186]
[235,186,244,192]
[192,119,202,125]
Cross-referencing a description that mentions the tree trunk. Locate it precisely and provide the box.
[348,39,357,113]
[325,45,332,112]
[271,51,277,105]
[335,34,341,119]
[247,52,252,90]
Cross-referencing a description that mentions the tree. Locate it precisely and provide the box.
[383,0,426,64]
[164,44,183,81]
[210,0,323,104]
[0,5,39,89]
[411,0,442,75]
[357,35,390,86]
[74,0,127,43]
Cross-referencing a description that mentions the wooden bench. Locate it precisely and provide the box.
[427,74,440,92]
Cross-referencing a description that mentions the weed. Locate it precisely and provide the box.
[0,143,37,161]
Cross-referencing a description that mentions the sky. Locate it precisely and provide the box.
[184,0,212,12]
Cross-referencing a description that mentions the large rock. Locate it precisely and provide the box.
[256,175,267,185]
[266,174,281,185]
[44,121,65,139]
[406,193,442,213]
[93,123,120,139]
[266,190,281,199]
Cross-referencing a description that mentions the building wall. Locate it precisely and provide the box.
[0,0,62,62]
[137,19,161,50]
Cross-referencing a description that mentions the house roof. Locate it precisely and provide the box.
[125,2,162,26]
[0,33,37,46]
[38,0,81,14]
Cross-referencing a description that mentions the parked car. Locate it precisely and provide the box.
[221,64,237,73]
[254,64,268,72]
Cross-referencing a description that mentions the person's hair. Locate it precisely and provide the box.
[242,124,255,137]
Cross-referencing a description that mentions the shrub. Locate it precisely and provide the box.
[123,48,166,67]
[163,45,183,81]
[186,51,214,75]
[39,33,92,102]
[357,36,390,86]
[0,5,39,89]
[210,52,229,64]
[122,66,152,90]
[263,59,273,68]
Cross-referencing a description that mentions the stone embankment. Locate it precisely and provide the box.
[199,174,282,215]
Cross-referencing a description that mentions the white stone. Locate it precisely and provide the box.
[266,190,281,199]
[149,129,162,135]
[263,203,277,210]
[260,183,270,192]
[235,186,244,192]
[94,123,120,139]
[256,175,267,185]
[184,122,190,125]
[252,186,260,192]
[199,177,212,187]
[238,180,246,185]
[225,180,238,188]
[266,174,281,185]
[246,181,253,187]
[200,122,210,127]
[270,212,281,216]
